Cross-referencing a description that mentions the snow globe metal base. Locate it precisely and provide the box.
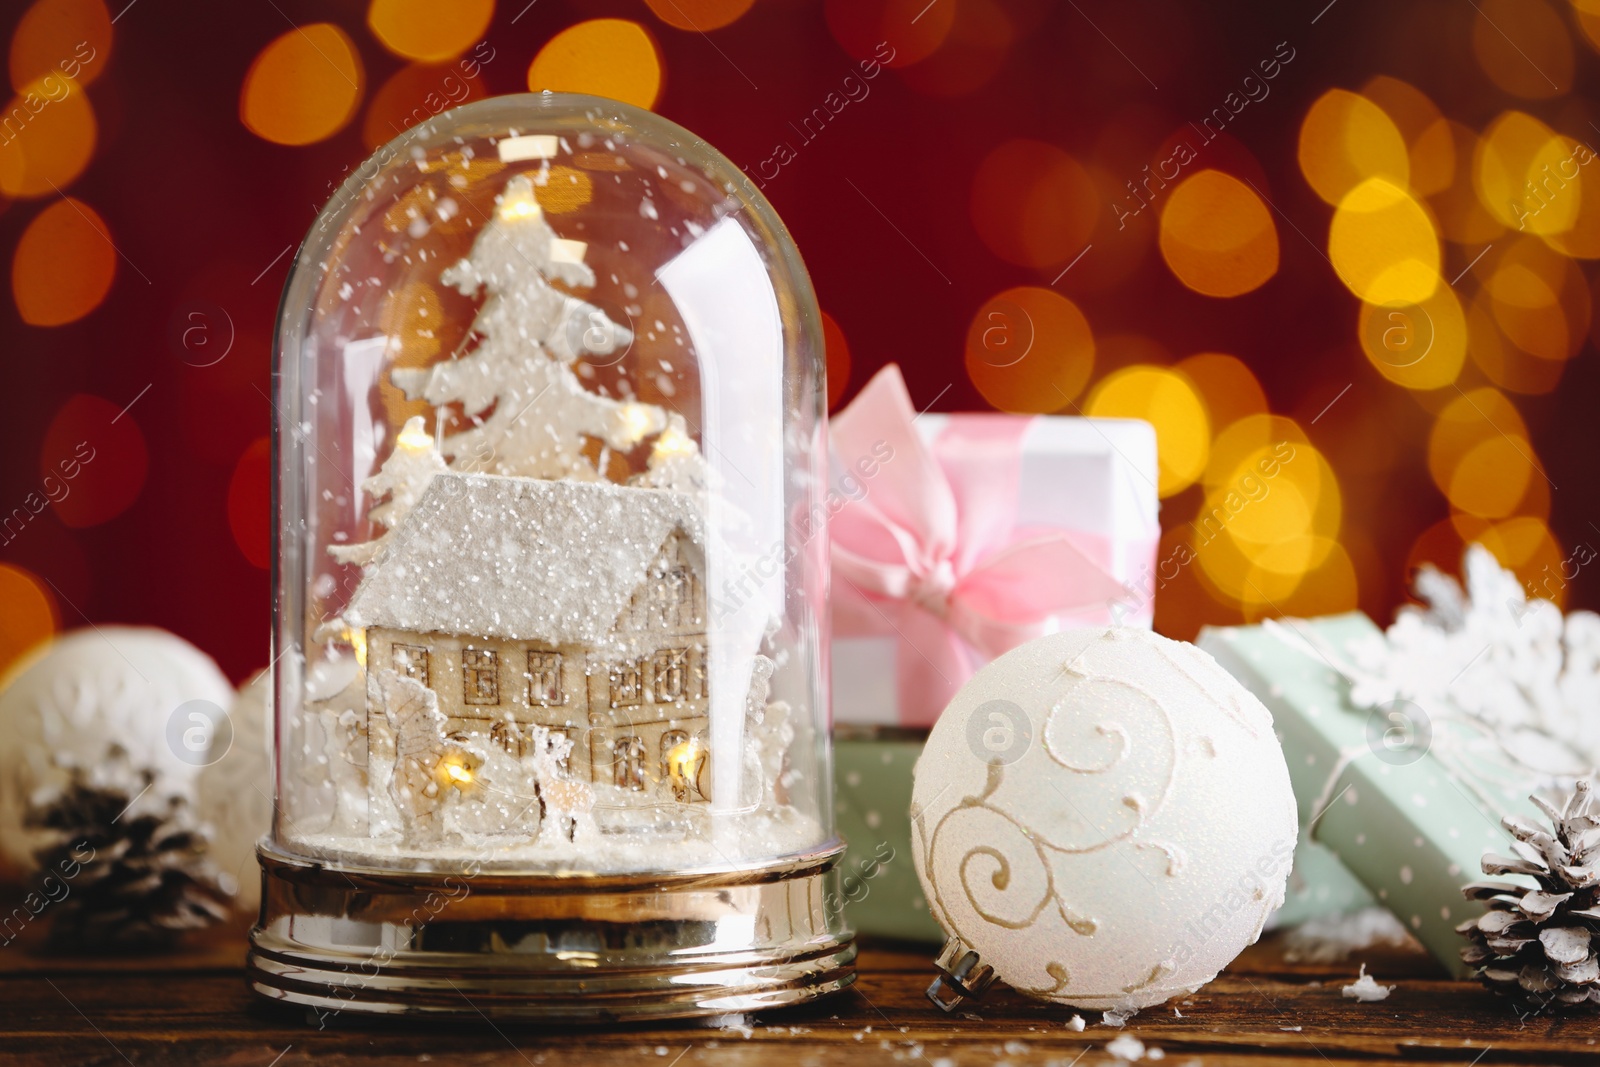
[248,842,855,1021]
[248,94,853,1020]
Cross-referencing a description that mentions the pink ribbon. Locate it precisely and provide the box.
[830,365,1134,727]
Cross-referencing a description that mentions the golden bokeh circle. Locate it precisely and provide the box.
[1204,414,1309,489]
[1467,290,1566,394]
[0,75,95,197]
[645,0,756,32]
[965,286,1095,413]
[9,0,109,91]
[368,0,494,63]
[527,19,663,111]
[12,196,115,325]
[1475,111,1577,235]
[1329,177,1440,306]
[0,563,57,681]
[1298,89,1409,206]
[1543,136,1600,259]
[1158,170,1279,298]
[1471,0,1573,99]
[1427,387,1542,518]
[1086,365,1209,497]
[240,23,365,146]
[1577,0,1600,54]
[1356,284,1466,391]
[1486,242,1584,363]
[1447,436,1534,518]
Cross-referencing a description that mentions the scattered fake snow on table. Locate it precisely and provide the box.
[1341,963,1394,1002]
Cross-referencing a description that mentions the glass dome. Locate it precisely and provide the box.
[250,93,851,1020]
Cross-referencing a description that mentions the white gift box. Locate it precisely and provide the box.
[829,414,1161,727]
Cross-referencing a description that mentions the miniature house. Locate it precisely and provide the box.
[346,472,712,808]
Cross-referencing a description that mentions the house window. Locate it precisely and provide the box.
[649,647,690,703]
[526,651,564,706]
[609,658,644,708]
[692,649,708,700]
[660,566,693,628]
[629,560,695,631]
[392,643,430,687]
[613,736,647,791]
[462,648,499,706]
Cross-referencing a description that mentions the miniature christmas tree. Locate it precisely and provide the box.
[391,174,687,481]
[629,413,711,495]
[329,415,447,568]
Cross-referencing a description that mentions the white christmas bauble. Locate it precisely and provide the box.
[911,627,1298,1011]
[0,627,235,875]
[197,670,274,911]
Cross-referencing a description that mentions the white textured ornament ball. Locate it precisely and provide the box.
[911,627,1298,1011]
[0,627,235,875]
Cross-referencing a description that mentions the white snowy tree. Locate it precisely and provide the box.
[391,174,692,480]
[329,415,447,568]
[629,413,711,495]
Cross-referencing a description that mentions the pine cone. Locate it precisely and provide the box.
[26,746,233,951]
[1458,778,1600,1012]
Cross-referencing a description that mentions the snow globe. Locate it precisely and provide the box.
[247,94,853,1020]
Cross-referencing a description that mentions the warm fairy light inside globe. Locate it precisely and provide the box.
[666,738,706,798]
[498,191,543,223]
[440,753,475,787]
[652,423,696,461]
[344,626,368,668]
[395,418,433,452]
[615,403,657,447]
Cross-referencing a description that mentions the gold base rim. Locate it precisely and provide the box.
[246,842,858,1022]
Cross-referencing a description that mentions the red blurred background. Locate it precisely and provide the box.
[3,0,1599,684]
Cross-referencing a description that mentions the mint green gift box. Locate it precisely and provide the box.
[1199,612,1550,976]
[833,733,943,942]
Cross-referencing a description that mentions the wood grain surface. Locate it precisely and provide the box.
[1,918,1596,1065]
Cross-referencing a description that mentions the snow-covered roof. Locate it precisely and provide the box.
[347,473,705,644]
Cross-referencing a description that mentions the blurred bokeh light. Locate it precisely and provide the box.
[6,0,1600,681]
[368,0,494,63]
[240,24,364,146]
[527,19,661,109]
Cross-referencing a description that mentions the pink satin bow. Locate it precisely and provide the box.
[830,365,1133,727]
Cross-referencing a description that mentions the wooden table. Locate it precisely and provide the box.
[3,919,1597,1065]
